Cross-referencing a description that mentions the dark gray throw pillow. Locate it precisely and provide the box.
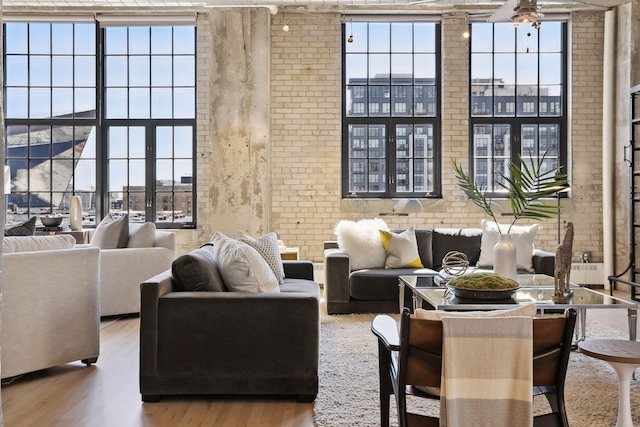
[432,229,482,270]
[4,216,37,236]
[171,244,226,292]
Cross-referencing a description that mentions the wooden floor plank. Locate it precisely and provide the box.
[2,291,636,426]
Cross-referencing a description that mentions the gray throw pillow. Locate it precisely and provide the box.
[90,214,129,249]
[4,216,37,236]
[171,244,226,292]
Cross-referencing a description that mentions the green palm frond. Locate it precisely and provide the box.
[452,159,500,224]
[453,153,568,234]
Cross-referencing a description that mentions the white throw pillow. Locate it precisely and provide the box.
[211,232,280,293]
[379,227,424,269]
[90,214,129,249]
[236,230,285,285]
[128,222,156,248]
[477,219,540,272]
[334,218,390,270]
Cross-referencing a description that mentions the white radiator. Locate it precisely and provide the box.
[570,263,605,286]
[313,262,325,285]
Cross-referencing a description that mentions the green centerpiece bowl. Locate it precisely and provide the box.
[446,272,520,300]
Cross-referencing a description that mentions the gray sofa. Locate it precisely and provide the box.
[324,227,555,315]
[139,260,320,402]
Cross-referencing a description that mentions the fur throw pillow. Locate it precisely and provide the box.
[334,218,389,270]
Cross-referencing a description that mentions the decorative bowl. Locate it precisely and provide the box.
[445,272,520,300]
[41,216,63,228]
[445,284,519,300]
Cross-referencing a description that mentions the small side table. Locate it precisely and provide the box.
[35,228,90,244]
[578,339,640,427]
[280,247,299,261]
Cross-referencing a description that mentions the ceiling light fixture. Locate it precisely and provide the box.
[347,19,354,43]
[282,7,289,32]
[511,0,543,29]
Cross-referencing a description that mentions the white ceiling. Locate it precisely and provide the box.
[2,0,626,16]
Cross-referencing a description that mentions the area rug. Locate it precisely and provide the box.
[313,313,640,427]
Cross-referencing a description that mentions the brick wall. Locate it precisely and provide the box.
[266,11,606,264]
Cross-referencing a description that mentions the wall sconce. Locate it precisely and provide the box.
[379,199,423,216]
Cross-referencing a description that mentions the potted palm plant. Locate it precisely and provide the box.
[452,153,569,278]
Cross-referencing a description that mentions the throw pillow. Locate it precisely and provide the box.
[128,222,156,248]
[431,228,482,270]
[171,244,226,292]
[236,230,286,285]
[334,218,390,270]
[210,232,280,293]
[379,227,424,269]
[90,214,129,249]
[477,220,541,273]
[4,216,36,236]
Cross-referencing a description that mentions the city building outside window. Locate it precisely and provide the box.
[342,21,441,198]
[4,20,196,228]
[470,21,567,195]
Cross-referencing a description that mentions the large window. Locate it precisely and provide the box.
[470,22,567,194]
[343,21,441,198]
[4,21,196,228]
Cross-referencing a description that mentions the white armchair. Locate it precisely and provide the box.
[98,230,176,316]
[2,235,101,379]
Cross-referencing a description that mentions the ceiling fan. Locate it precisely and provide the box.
[488,0,632,25]
[406,0,631,25]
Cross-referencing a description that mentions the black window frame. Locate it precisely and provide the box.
[469,22,568,198]
[3,20,197,229]
[341,21,442,199]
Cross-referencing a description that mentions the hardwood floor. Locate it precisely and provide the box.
[1,289,638,427]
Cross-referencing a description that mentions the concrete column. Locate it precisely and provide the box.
[207,9,271,237]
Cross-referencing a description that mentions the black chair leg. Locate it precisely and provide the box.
[378,341,392,427]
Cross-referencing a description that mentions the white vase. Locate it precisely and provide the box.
[70,196,83,231]
[494,233,517,279]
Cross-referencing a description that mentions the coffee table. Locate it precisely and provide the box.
[399,275,638,342]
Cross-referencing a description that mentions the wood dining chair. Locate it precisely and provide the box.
[371,307,577,427]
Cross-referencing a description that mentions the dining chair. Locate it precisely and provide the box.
[371,307,577,427]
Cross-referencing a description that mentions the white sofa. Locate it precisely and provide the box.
[2,235,101,379]
[94,230,177,317]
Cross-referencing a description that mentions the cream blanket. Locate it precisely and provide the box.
[440,316,533,427]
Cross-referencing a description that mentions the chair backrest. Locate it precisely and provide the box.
[398,308,577,390]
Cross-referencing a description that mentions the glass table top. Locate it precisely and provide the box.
[399,275,636,311]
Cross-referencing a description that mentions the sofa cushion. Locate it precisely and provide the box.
[4,216,36,236]
[236,230,285,285]
[128,222,156,248]
[91,214,129,249]
[349,267,438,301]
[432,228,482,270]
[172,244,226,292]
[211,232,279,293]
[380,227,424,269]
[334,218,389,270]
[3,234,76,253]
[477,220,541,273]
[280,278,321,295]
